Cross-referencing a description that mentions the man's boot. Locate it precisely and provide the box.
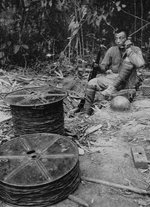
[84,85,96,115]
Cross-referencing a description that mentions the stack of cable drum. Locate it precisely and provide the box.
[3,86,81,206]
[0,133,80,206]
[4,85,67,135]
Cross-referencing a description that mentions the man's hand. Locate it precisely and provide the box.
[124,39,133,56]
[124,39,132,49]
[93,62,99,68]
[101,85,116,97]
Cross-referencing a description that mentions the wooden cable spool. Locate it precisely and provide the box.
[0,133,80,206]
[4,86,67,135]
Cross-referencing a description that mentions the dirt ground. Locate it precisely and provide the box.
[61,98,150,207]
[1,73,150,207]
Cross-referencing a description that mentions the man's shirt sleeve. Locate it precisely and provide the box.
[126,46,145,68]
[100,47,112,71]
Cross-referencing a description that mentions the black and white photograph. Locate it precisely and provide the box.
[0,0,150,206]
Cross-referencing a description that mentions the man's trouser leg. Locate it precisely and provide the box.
[84,84,96,115]
[83,74,117,115]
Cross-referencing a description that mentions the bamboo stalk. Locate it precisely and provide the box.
[68,41,71,62]
[134,0,137,42]
[140,0,143,47]
[81,24,84,58]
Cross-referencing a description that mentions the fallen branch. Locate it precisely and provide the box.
[0,116,12,124]
[82,176,150,195]
[68,194,89,207]
[84,124,102,136]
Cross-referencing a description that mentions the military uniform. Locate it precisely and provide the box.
[84,45,145,115]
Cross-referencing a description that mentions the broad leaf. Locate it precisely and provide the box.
[0,43,6,50]
[96,16,102,27]
[102,15,107,21]
[116,1,120,7]
[93,11,97,17]
[49,0,52,7]
[14,45,21,54]
[22,44,29,50]
[117,6,121,11]
[122,4,126,8]
[72,28,79,36]
[0,52,4,59]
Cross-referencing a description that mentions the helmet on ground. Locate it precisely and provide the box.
[110,96,131,111]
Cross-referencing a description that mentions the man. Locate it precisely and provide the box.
[83,29,145,115]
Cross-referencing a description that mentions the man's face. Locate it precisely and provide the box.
[115,31,127,48]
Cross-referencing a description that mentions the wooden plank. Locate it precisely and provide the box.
[131,146,148,169]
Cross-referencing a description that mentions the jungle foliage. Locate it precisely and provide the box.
[0,0,150,68]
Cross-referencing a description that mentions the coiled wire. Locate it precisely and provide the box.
[2,87,81,206]
[0,161,80,206]
[11,100,64,136]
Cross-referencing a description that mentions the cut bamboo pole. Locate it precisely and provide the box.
[82,176,150,195]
